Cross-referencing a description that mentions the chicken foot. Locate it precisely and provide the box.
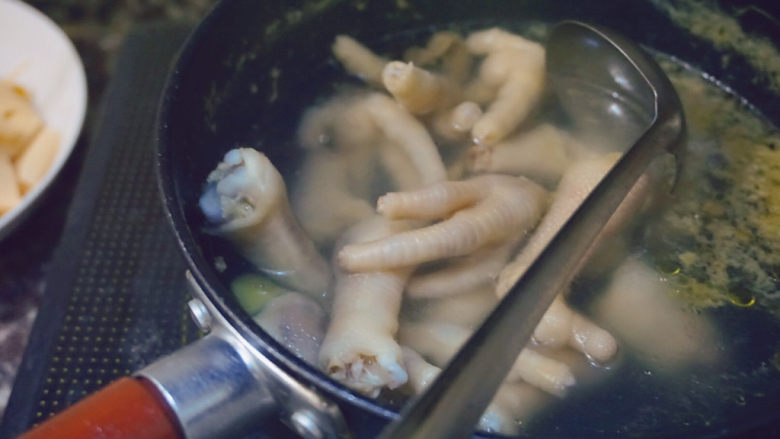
[496,152,649,297]
[399,321,575,397]
[339,174,547,272]
[403,31,473,84]
[199,148,331,297]
[406,238,519,299]
[468,123,573,187]
[465,28,547,146]
[298,92,447,187]
[292,150,375,245]
[533,295,618,364]
[332,35,388,87]
[401,347,547,435]
[319,217,416,396]
[382,61,458,115]
[409,286,498,329]
[363,93,448,185]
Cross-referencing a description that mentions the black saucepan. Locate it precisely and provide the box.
[17,1,780,438]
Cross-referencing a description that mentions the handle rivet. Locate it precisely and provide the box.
[291,410,324,439]
[187,298,212,331]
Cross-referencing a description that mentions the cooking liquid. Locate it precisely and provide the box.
[530,57,780,438]
[225,25,780,437]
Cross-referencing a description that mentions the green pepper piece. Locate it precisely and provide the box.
[231,273,288,315]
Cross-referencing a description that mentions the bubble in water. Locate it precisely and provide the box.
[727,288,755,307]
[657,258,681,275]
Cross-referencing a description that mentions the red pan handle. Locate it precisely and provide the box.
[16,377,182,439]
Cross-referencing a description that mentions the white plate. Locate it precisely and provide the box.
[0,0,87,241]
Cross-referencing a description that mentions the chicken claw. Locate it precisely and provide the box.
[292,150,375,245]
[403,31,473,84]
[406,239,519,299]
[319,217,415,396]
[533,295,618,364]
[401,347,547,435]
[399,321,575,397]
[468,123,573,186]
[332,35,388,87]
[200,148,331,297]
[465,29,547,146]
[298,92,447,187]
[363,93,448,185]
[382,61,458,115]
[339,174,548,272]
[496,153,619,297]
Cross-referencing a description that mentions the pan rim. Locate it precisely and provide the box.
[153,0,402,426]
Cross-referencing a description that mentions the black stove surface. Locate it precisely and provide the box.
[0,22,295,439]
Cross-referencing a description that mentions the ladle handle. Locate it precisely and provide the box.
[16,377,183,439]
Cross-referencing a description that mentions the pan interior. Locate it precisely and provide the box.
[157,0,780,436]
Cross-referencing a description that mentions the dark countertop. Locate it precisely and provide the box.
[0,0,211,418]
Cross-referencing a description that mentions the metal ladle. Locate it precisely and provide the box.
[378,20,685,439]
